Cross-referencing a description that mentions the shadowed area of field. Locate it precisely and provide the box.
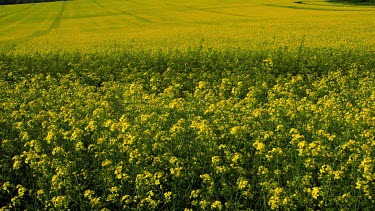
[0,0,66,5]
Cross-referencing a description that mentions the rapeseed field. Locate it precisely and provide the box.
[1,0,375,210]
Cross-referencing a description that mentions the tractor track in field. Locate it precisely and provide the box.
[185,5,253,18]
[90,0,152,23]
[93,0,104,8]
[167,3,254,18]
[164,3,255,14]
[0,3,35,20]
[29,0,66,37]
[3,1,67,51]
[113,8,153,23]
[50,0,66,29]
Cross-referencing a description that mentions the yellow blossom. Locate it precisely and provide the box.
[211,200,223,210]
[311,187,321,200]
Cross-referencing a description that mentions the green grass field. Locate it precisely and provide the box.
[1,0,375,210]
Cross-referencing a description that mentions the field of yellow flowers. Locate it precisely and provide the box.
[1,0,375,210]
[0,0,374,53]
[1,49,375,210]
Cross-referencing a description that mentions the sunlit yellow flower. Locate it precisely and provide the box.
[211,200,223,210]
[211,156,220,165]
[253,140,265,153]
[199,200,208,209]
[190,190,201,199]
[200,174,211,183]
[164,192,172,202]
[311,187,321,200]
[170,167,183,177]
[231,153,241,164]
[237,178,249,190]
[101,159,112,167]
[84,190,95,199]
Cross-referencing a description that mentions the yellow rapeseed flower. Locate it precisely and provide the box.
[311,187,321,200]
[211,200,223,210]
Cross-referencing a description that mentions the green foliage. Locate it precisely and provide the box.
[1,49,375,210]
[0,0,61,5]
